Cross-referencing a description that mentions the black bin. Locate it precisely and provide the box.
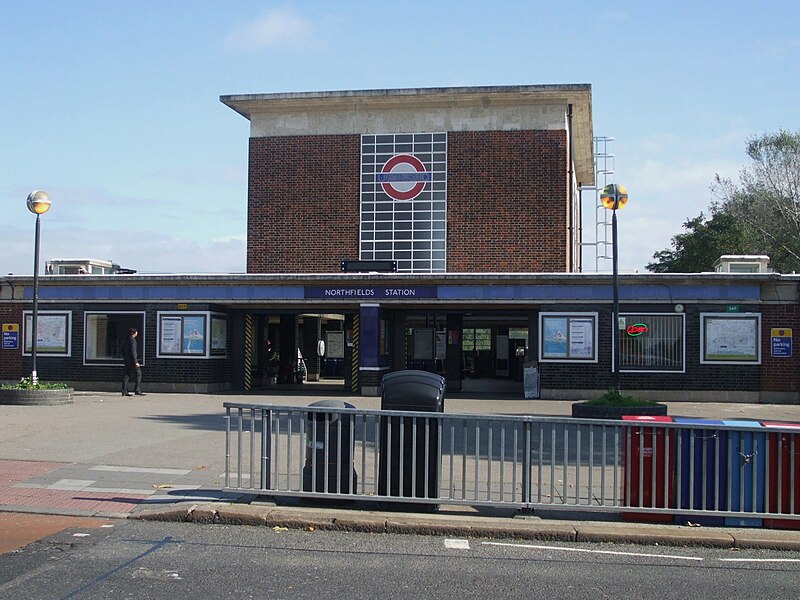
[302,400,358,494]
[378,370,445,501]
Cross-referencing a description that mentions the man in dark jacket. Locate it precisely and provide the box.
[122,328,145,396]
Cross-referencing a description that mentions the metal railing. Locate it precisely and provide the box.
[223,402,799,522]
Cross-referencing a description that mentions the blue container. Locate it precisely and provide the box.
[674,418,727,524]
[722,420,765,527]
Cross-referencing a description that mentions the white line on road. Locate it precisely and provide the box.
[482,541,703,561]
[719,558,800,563]
[445,539,471,550]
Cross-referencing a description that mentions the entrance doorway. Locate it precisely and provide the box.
[405,312,532,393]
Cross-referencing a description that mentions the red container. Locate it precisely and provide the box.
[761,421,800,530]
[622,415,675,522]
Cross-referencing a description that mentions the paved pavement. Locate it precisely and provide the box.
[1,386,799,550]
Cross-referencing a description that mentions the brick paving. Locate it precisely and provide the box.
[0,459,149,516]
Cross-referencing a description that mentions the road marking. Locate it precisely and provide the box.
[445,539,470,550]
[483,541,703,561]
[719,558,800,563]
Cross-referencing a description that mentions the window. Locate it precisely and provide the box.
[728,263,760,273]
[84,312,145,365]
[539,313,598,363]
[619,313,684,372]
[700,313,761,364]
[23,311,71,356]
[157,312,227,358]
[462,328,491,352]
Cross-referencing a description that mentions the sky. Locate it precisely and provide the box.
[2,1,799,275]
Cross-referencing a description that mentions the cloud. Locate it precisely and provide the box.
[225,8,317,51]
[1,225,246,276]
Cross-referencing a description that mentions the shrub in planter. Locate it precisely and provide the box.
[571,388,667,419]
[0,378,73,405]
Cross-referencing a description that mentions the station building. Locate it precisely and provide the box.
[1,85,798,403]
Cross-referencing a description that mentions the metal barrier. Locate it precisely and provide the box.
[223,402,799,523]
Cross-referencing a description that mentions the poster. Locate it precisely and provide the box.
[413,328,435,360]
[435,331,446,360]
[569,318,594,358]
[24,313,68,353]
[326,331,345,358]
[183,315,206,354]
[211,316,227,352]
[160,317,182,354]
[542,317,568,358]
[704,316,758,361]
[523,362,540,399]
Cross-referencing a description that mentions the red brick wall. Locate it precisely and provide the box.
[761,304,799,392]
[448,130,568,272]
[246,129,569,273]
[247,135,361,273]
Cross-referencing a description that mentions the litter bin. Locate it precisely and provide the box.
[673,417,727,525]
[378,370,445,501]
[762,421,800,530]
[621,415,675,521]
[302,400,358,494]
[722,420,765,526]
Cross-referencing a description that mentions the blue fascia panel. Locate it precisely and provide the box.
[36,285,305,301]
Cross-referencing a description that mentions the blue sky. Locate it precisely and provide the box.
[2,1,798,275]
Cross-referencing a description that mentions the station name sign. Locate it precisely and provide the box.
[305,286,436,300]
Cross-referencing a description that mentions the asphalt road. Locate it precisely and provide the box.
[2,520,799,600]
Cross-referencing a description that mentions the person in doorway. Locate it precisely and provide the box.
[122,327,145,396]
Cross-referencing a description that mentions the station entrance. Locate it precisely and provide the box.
[235,308,536,396]
[404,311,535,394]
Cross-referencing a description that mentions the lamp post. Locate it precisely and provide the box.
[600,184,628,391]
[27,190,52,385]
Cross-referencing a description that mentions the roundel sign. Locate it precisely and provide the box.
[376,154,431,200]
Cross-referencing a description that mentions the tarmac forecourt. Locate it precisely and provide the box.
[1,389,799,550]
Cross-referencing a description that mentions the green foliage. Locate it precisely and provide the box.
[646,211,748,273]
[647,129,800,274]
[1,377,69,390]
[585,388,657,407]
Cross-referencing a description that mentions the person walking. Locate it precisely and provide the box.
[122,327,145,396]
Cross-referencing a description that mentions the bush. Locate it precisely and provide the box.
[585,387,657,407]
[1,377,69,390]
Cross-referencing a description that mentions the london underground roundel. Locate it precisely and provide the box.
[376,154,431,200]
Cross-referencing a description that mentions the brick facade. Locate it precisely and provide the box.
[246,130,570,274]
[247,135,361,273]
[448,130,568,272]
[761,304,799,392]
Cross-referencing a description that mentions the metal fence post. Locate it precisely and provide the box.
[521,420,532,506]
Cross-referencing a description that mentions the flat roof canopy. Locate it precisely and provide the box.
[221,84,595,186]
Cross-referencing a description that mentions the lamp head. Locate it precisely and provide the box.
[600,184,628,210]
[27,190,52,215]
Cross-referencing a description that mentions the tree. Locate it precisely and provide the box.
[645,210,748,273]
[647,129,800,273]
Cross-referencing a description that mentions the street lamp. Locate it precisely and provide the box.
[600,184,628,391]
[27,190,52,385]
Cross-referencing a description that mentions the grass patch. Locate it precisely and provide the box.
[584,388,658,407]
